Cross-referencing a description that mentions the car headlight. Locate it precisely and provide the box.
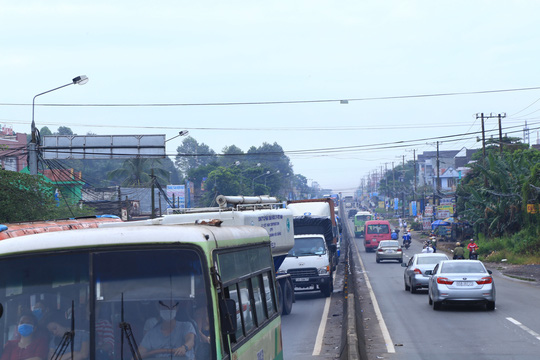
[318,266,330,275]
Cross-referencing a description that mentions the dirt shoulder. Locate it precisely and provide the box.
[412,231,540,286]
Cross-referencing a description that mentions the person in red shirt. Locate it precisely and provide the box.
[1,313,48,360]
[467,239,479,259]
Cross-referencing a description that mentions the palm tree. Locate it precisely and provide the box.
[107,158,170,186]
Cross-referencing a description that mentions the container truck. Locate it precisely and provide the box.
[286,198,339,276]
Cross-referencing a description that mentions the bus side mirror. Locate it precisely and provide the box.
[219,298,237,335]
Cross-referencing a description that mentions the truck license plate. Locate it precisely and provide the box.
[295,278,309,282]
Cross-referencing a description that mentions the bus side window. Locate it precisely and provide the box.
[251,275,266,325]
[227,284,243,342]
[261,273,276,317]
[237,281,254,334]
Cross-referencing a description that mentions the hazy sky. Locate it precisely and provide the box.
[1,1,540,194]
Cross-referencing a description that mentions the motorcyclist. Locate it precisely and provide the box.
[402,231,411,248]
[453,242,465,259]
[430,235,437,253]
[467,238,479,259]
[421,244,434,253]
[391,230,398,240]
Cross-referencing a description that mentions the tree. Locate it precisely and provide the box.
[106,158,170,186]
[40,126,53,136]
[219,145,244,167]
[175,137,217,175]
[457,148,540,237]
[56,126,75,135]
[0,170,55,222]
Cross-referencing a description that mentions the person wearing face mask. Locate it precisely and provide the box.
[1,313,48,360]
[138,300,196,360]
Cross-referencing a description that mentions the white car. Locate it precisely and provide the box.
[402,253,449,293]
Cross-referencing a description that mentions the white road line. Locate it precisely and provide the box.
[506,317,540,342]
[352,239,396,353]
[312,271,336,355]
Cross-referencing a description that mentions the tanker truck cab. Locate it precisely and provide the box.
[278,234,333,297]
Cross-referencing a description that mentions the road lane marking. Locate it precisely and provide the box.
[506,317,540,342]
[352,238,396,353]
[312,271,336,355]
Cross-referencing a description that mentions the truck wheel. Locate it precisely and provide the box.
[281,280,294,315]
[321,279,333,297]
[276,281,284,314]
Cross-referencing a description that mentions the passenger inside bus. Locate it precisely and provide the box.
[46,311,89,360]
[0,313,48,360]
[194,304,210,359]
[137,300,196,360]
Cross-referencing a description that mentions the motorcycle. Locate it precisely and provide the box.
[469,249,478,260]
[402,235,411,249]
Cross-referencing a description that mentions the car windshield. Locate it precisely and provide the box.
[288,237,326,256]
[440,262,486,274]
[380,241,399,247]
[417,256,448,265]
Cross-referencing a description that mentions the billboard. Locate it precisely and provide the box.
[167,185,185,209]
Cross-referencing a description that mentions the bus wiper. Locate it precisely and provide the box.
[119,293,142,360]
[51,301,75,360]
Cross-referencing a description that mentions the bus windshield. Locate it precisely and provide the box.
[355,215,371,222]
[0,248,210,360]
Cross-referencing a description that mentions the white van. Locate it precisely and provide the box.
[278,234,333,297]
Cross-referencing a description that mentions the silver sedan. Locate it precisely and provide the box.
[426,260,496,311]
[375,240,403,263]
[402,253,449,293]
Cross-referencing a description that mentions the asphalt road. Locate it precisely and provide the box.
[281,248,347,359]
[352,229,540,360]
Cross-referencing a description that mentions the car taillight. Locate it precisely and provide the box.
[378,248,384,252]
[437,277,454,285]
[413,268,422,275]
[476,277,493,285]
[397,248,402,252]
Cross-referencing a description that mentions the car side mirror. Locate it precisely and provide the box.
[401,263,407,267]
[488,270,492,275]
[425,270,433,276]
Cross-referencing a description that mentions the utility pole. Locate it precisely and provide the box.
[402,155,406,216]
[497,113,506,154]
[436,141,440,206]
[413,149,417,202]
[384,163,389,200]
[151,169,156,219]
[476,112,506,184]
[392,162,395,200]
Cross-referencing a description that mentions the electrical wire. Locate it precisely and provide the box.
[2,85,540,108]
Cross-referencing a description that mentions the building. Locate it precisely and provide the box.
[416,147,478,193]
[0,125,28,172]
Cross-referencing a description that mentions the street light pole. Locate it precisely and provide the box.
[252,171,270,192]
[29,75,89,175]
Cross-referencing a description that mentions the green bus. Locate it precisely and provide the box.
[354,211,373,237]
[0,222,284,360]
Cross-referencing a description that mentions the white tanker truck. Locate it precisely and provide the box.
[101,195,296,315]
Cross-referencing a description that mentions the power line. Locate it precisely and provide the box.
[2,86,540,108]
